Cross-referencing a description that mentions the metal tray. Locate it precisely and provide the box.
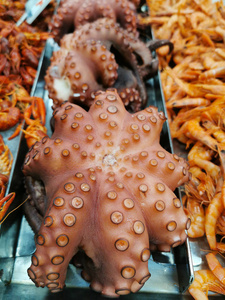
[0,38,194,299]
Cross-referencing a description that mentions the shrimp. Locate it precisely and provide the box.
[202,119,225,143]
[165,66,225,97]
[188,166,204,186]
[160,71,176,101]
[201,57,225,71]
[215,26,225,43]
[206,253,225,285]
[205,178,224,250]
[188,142,215,161]
[190,11,210,29]
[169,106,206,139]
[217,210,225,236]
[187,142,220,182]
[199,66,225,80]
[176,117,219,153]
[202,98,225,130]
[185,197,205,238]
[218,145,225,208]
[201,32,216,48]
[166,97,210,109]
[215,48,225,60]
[188,164,216,201]
[188,269,225,300]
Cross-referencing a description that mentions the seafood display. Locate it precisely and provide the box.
[1,0,211,298]
[141,0,225,299]
[22,89,190,296]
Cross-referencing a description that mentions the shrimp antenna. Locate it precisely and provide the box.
[0,195,30,225]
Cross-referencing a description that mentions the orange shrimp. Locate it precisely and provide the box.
[176,117,219,152]
[206,253,225,285]
[202,119,225,144]
[188,142,220,182]
[165,66,225,97]
[205,178,224,250]
[185,197,205,238]
[199,66,225,80]
[188,165,215,201]
[166,97,210,109]
[188,269,225,300]
[169,106,206,139]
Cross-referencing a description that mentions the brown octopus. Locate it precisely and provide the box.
[49,0,140,42]
[22,89,190,297]
[45,18,173,111]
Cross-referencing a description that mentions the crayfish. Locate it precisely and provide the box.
[0,134,14,223]
[22,96,47,148]
[0,174,15,223]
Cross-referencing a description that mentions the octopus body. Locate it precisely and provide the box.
[23,89,190,297]
[45,18,173,111]
[49,0,139,42]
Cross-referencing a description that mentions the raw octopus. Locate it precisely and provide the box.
[45,18,173,111]
[22,89,190,297]
[49,0,140,42]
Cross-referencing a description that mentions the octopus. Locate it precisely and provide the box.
[45,18,173,111]
[49,0,140,42]
[22,89,191,297]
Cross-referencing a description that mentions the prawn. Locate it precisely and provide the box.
[188,165,215,201]
[205,178,224,250]
[202,119,225,143]
[218,145,225,208]
[176,117,219,152]
[185,197,205,238]
[199,66,225,80]
[215,48,225,60]
[206,253,225,285]
[187,142,220,182]
[169,106,206,139]
[188,269,225,300]
[165,66,225,97]
[166,97,210,109]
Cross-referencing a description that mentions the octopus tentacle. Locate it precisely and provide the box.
[46,40,118,108]
[45,18,152,111]
[49,0,138,42]
[147,39,174,54]
[23,176,46,233]
[140,39,174,79]
[128,173,189,251]
[78,179,150,297]
[68,18,147,88]
[28,172,95,292]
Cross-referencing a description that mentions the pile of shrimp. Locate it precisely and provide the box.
[140,0,225,299]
